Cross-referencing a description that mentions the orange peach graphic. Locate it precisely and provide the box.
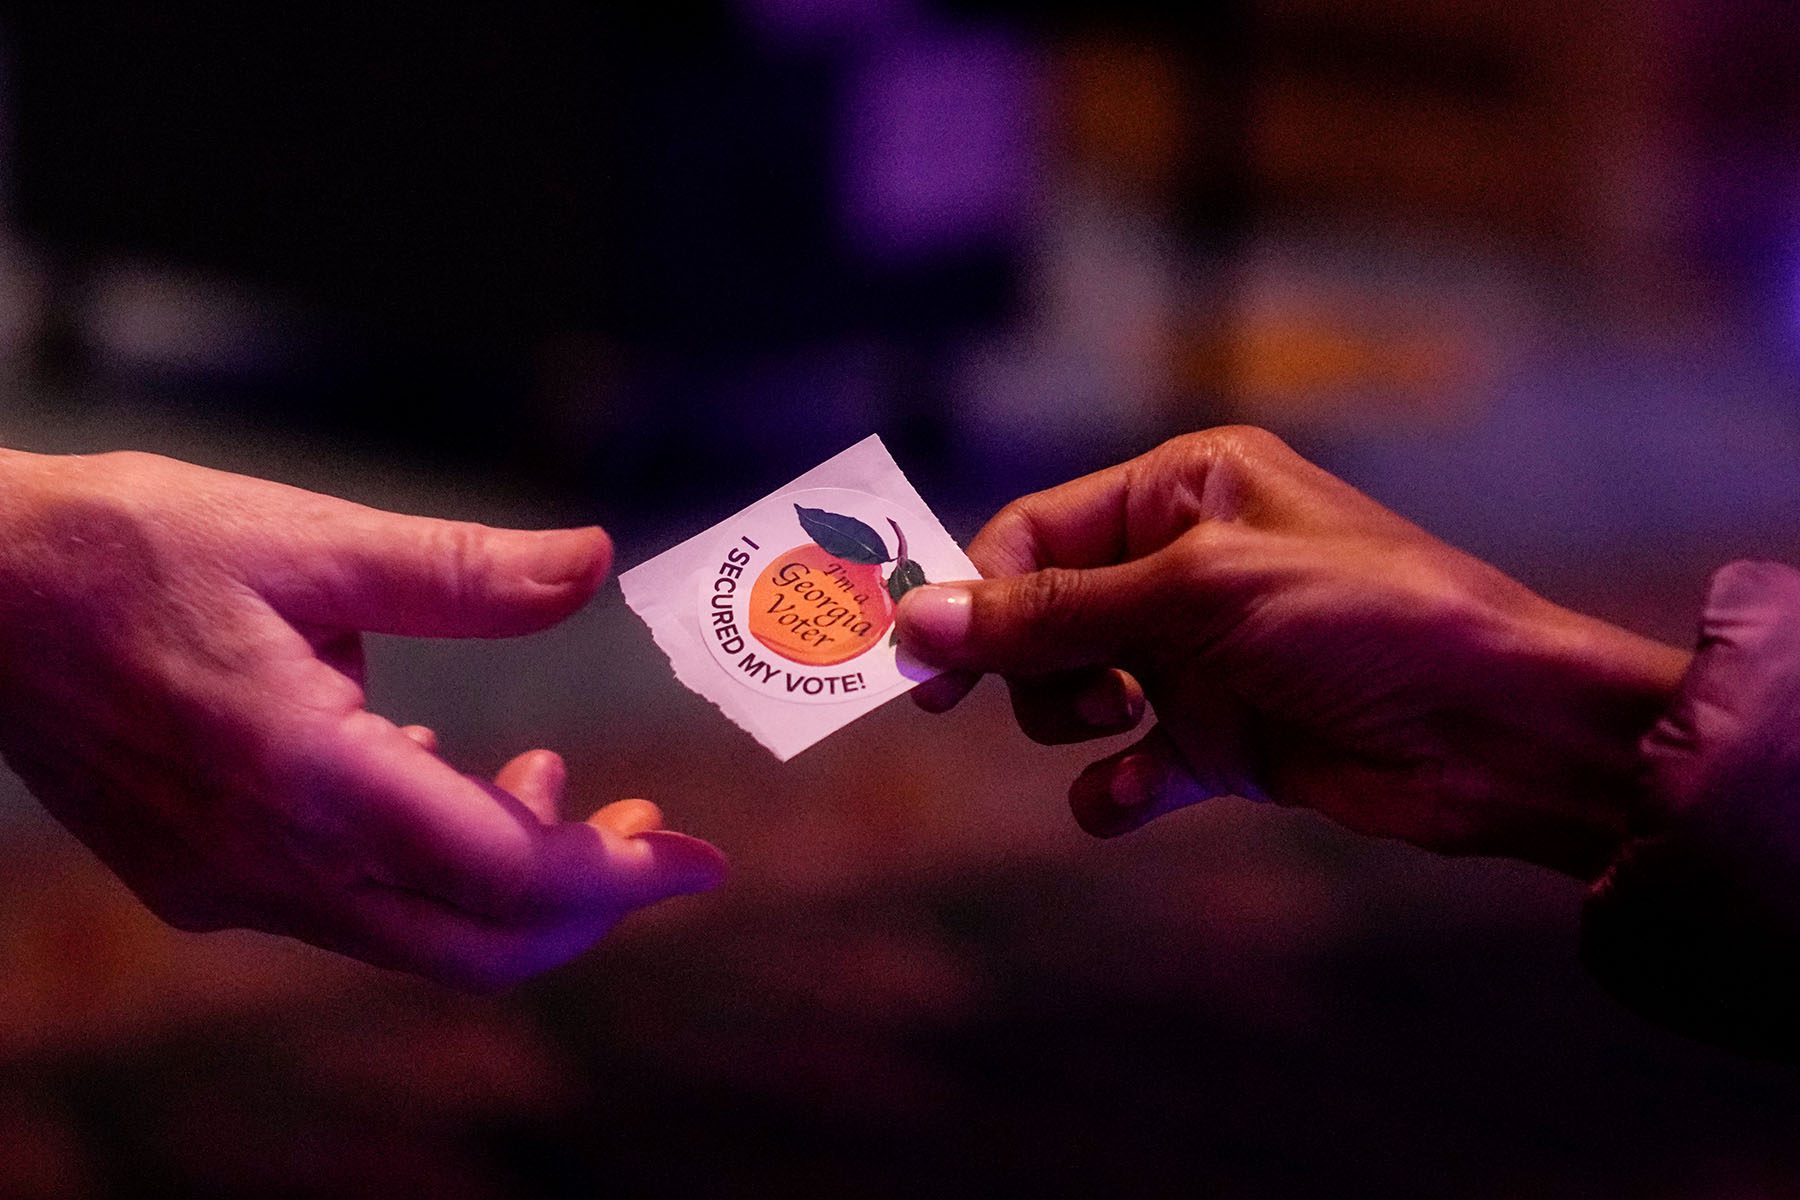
[747,543,896,667]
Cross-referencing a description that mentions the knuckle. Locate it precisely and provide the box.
[969,498,1045,575]
[1215,423,1288,455]
[1171,521,1241,580]
[989,497,1039,541]
[1013,566,1084,624]
[431,521,496,607]
[1165,425,1288,473]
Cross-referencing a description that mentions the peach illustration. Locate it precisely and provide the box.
[748,543,896,667]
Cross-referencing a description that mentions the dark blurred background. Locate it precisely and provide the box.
[4,2,1800,1196]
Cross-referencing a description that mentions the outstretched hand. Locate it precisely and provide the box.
[0,449,724,988]
[897,428,1689,878]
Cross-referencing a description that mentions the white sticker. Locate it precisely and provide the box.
[619,435,978,761]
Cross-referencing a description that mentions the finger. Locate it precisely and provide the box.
[911,669,980,713]
[618,830,730,904]
[539,824,729,911]
[1006,668,1145,745]
[494,749,566,824]
[964,426,1297,577]
[966,461,1142,577]
[338,831,726,989]
[328,714,721,920]
[399,725,439,752]
[1067,724,1223,838]
[325,715,599,917]
[896,550,1179,676]
[297,880,629,992]
[590,798,663,837]
[261,505,612,638]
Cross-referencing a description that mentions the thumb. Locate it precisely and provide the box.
[896,555,1172,677]
[274,511,612,637]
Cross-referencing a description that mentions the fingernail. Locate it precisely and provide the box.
[898,585,973,654]
[1075,675,1140,730]
[1108,754,1160,810]
[528,527,612,587]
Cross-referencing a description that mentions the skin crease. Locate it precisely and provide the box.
[0,447,726,990]
[900,427,1693,880]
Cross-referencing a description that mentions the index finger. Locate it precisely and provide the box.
[966,461,1138,579]
[926,457,1160,718]
[967,427,1291,577]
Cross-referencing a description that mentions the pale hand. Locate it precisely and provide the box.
[0,449,724,988]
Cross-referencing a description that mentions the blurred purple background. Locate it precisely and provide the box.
[4,3,1800,1196]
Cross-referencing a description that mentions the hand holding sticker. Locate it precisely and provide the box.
[620,437,977,761]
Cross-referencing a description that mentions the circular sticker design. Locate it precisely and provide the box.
[745,542,894,666]
[697,487,939,704]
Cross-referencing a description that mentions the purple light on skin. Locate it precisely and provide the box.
[736,0,920,48]
[837,26,1042,266]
